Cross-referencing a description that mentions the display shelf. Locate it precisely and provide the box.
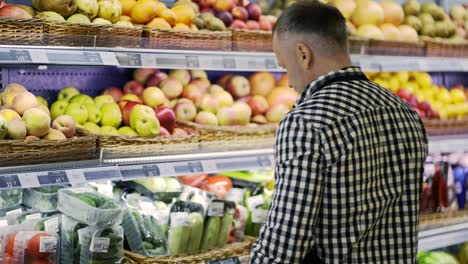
[418,222,468,251]
[0,45,468,72]
[427,134,468,153]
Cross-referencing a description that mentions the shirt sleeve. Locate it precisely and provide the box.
[249,113,325,264]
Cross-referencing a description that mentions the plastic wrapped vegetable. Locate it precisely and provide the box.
[225,188,248,243]
[61,215,87,264]
[131,178,182,202]
[0,221,40,264]
[78,225,124,264]
[179,185,216,214]
[23,186,65,213]
[200,200,236,250]
[11,231,59,264]
[9,209,42,225]
[245,189,272,237]
[33,214,62,234]
[122,195,168,256]
[57,187,123,227]
[168,201,204,255]
[0,189,22,214]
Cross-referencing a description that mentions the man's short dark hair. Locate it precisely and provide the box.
[274,1,348,51]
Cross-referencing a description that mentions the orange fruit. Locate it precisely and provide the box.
[119,15,132,22]
[173,23,191,31]
[130,0,158,24]
[160,9,177,26]
[154,1,167,17]
[120,0,136,16]
[146,17,171,30]
[171,4,195,25]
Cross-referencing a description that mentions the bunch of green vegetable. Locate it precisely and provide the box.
[23,186,65,213]
[61,215,88,264]
[0,189,22,210]
[79,225,124,264]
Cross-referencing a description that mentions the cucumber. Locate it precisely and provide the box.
[187,212,204,253]
[216,210,234,248]
[200,216,221,250]
[168,225,191,254]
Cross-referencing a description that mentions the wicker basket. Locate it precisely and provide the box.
[96,24,143,48]
[232,30,272,52]
[348,36,369,55]
[143,28,232,51]
[182,122,277,142]
[44,21,101,47]
[368,39,425,56]
[0,130,97,167]
[424,38,468,58]
[0,18,44,45]
[422,118,468,136]
[420,209,468,231]
[124,236,255,264]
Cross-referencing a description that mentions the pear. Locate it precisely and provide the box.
[34,0,77,18]
[76,0,98,19]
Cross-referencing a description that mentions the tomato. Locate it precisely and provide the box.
[179,174,208,187]
[206,175,232,198]
[26,233,51,259]
[5,234,16,256]
[4,253,13,264]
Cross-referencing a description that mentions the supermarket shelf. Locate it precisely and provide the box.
[418,222,468,251]
[427,134,468,153]
[0,45,467,72]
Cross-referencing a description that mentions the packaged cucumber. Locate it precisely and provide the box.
[122,194,168,256]
[23,186,66,213]
[130,178,182,203]
[78,225,124,264]
[225,188,248,242]
[245,188,272,237]
[57,187,123,227]
[200,200,236,250]
[179,185,216,214]
[61,215,88,264]
[168,201,204,255]
[0,189,22,215]
[11,231,59,264]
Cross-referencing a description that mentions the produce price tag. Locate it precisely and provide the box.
[208,202,224,217]
[90,237,110,253]
[225,188,245,203]
[257,155,272,167]
[116,53,142,67]
[222,57,236,69]
[264,58,277,70]
[170,212,190,227]
[38,171,69,185]
[5,208,22,217]
[186,55,200,68]
[247,195,264,210]
[206,257,241,264]
[12,50,32,62]
[25,213,42,221]
[251,209,268,224]
[173,161,204,174]
[44,217,60,233]
[143,165,161,177]
[39,236,58,253]
[0,219,8,227]
[0,175,22,189]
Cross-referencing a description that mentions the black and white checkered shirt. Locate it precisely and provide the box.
[250,67,428,264]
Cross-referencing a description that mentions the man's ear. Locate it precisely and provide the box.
[295,42,313,70]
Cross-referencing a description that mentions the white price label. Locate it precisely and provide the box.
[44,217,59,233]
[39,236,57,253]
[5,208,22,217]
[225,188,245,203]
[170,212,190,227]
[68,187,91,194]
[251,209,268,224]
[25,213,42,221]
[90,237,110,253]
[96,183,113,198]
[208,202,224,217]
[247,195,264,210]
[0,219,8,227]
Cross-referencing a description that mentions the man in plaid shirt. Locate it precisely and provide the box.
[249,1,428,263]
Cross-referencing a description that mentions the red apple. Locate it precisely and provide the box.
[267,87,299,110]
[214,0,234,12]
[246,20,260,30]
[418,101,432,113]
[172,128,189,136]
[395,89,411,101]
[199,0,216,9]
[407,94,418,108]
[216,11,233,26]
[200,7,215,14]
[414,108,426,118]
[226,75,251,98]
[160,126,170,136]
[252,114,267,124]
[155,106,176,133]
[169,69,191,86]
[123,81,144,96]
[232,6,248,21]
[259,16,272,31]
[191,78,211,94]
[182,83,204,103]
[247,95,269,115]
[0,5,32,19]
[217,107,238,126]
[195,111,218,125]
[264,15,277,27]
[122,101,140,125]
[133,69,158,84]
[213,90,234,108]
[160,77,183,99]
[266,104,289,123]
[174,101,197,122]
[142,87,166,108]
[230,19,248,29]
[217,75,233,88]
[246,3,261,21]
[249,72,276,96]
[102,87,123,102]
[146,72,168,87]
[198,94,219,113]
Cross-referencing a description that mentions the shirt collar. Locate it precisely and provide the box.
[295,66,367,107]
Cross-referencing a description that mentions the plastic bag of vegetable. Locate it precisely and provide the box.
[0,220,42,264]
[33,214,62,235]
[225,188,248,242]
[57,187,123,227]
[131,177,182,203]
[78,225,124,264]
[200,200,236,250]
[122,194,168,256]
[8,209,43,225]
[61,215,87,264]
[179,185,216,214]
[23,186,66,213]
[0,189,22,216]
[10,231,59,264]
[168,201,205,255]
[245,188,272,237]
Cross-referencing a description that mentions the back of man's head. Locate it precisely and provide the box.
[274,1,348,54]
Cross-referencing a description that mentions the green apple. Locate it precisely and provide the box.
[100,126,118,135]
[118,126,138,136]
[65,102,88,125]
[58,87,80,102]
[130,105,160,137]
[36,96,48,108]
[50,100,69,120]
[70,94,94,105]
[84,104,101,124]
[94,95,115,109]
[82,122,101,134]
[100,102,122,128]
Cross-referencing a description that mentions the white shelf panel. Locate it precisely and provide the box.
[418,222,468,251]
[0,45,467,72]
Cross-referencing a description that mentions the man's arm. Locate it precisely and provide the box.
[249,114,325,263]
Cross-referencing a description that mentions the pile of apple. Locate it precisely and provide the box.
[0,83,78,141]
[193,0,277,31]
[368,71,468,119]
